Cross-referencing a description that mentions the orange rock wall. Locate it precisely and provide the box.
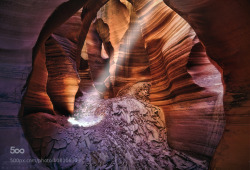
[163,0,250,168]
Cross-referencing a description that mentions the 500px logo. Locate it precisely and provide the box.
[10,146,25,154]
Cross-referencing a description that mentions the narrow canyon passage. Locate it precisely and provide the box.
[20,1,224,169]
[0,0,249,169]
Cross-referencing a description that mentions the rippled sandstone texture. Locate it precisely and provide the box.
[0,0,249,169]
[120,1,224,160]
[0,1,83,167]
[162,0,250,169]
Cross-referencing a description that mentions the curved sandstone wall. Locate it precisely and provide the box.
[163,0,250,168]
[0,0,248,169]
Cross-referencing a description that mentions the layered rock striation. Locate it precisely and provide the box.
[163,0,250,168]
[0,0,249,169]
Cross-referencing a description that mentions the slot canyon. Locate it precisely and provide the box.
[0,0,249,169]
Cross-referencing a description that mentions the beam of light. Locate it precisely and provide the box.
[68,115,103,127]
[68,3,147,127]
[103,14,144,93]
[68,91,104,127]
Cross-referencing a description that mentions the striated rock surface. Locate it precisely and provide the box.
[97,0,131,63]
[109,0,224,159]
[84,20,110,93]
[163,0,250,168]
[45,10,82,115]
[20,0,88,116]
[22,0,224,165]
[1,0,249,169]
[0,1,85,169]
[0,0,74,115]
[21,0,110,116]
[112,11,152,95]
